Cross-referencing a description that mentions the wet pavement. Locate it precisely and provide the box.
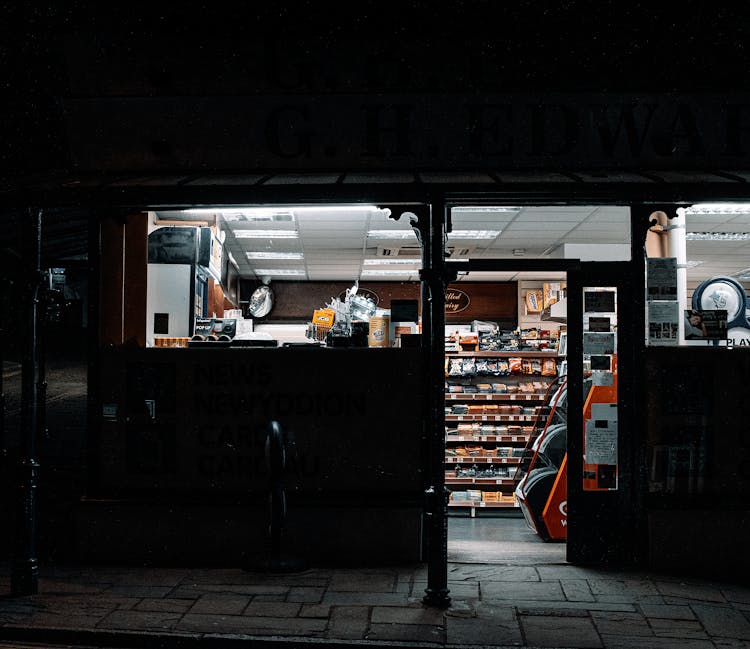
[0,561,749,648]
[3,338,750,647]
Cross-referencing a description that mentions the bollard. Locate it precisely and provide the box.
[244,420,307,573]
[266,420,286,560]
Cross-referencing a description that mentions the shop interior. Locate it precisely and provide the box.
[136,202,749,564]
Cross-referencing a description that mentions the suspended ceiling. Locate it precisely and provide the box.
[153,204,750,285]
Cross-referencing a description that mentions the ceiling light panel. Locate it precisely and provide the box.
[245,252,303,260]
[367,230,418,239]
[252,269,306,276]
[361,269,420,276]
[451,206,519,213]
[363,259,422,265]
[685,232,750,241]
[447,230,501,239]
[233,230,299,239]
[685,203,750,214]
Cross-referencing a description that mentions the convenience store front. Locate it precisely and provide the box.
[4,96,750,599]
[56,189,750,582]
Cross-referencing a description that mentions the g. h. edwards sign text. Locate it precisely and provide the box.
[64,94,750,170]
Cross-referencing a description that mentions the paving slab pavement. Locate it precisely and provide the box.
[1,562,750,648]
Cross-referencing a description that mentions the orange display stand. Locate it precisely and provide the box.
[520,357,618,541]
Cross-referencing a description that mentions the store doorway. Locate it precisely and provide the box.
[443,205,629,565]
[443,265,576,564]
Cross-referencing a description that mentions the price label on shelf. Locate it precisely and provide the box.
[485,395,492,400]
[482,415,488,421]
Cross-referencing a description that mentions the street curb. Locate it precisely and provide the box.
[0,625,559,649]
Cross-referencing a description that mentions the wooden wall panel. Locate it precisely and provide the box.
[239,280,518,325]
[123,213,148,346]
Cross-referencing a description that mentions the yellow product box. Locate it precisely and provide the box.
[312,308,336,327]
[543,282,566,309]
[525,289,543,313]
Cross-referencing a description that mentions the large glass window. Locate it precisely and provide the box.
[646,203,750,348]
[449,205,631,262]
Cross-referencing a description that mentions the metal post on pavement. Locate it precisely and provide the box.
[11,207,43,596]
[1,303,5,465]
[421,199,451,609]
[244,420,306,573]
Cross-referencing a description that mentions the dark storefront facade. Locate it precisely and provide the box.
[3,15,750,601]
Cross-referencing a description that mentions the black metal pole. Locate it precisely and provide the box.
[1,299,5,464]
[37,277,48,442]
[11,207,42,596]
[423,199,450,608]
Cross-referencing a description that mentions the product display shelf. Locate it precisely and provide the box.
[446,456,523,465]
[446,434,529,443]
[446,351,560,357]
[446,393,547,401]
[448,500,517,510]
[446,474,517,486]
[445,414,537,423]
[445,348,560,517]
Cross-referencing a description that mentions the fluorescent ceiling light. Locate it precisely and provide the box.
[685,260,704,268]
[367,230,417,239]
[734,268,750,280]
[684,203,750,214]
[451,206,518,213]
[361,269,419,276]
[186,205,385,215]
[448,230,501,239]
[246,252,303,260]
[223,210,294,222]
[234,230,299,239]
[253,269,306,276]
[290,205,388,214]
[685,232,750,241]
[363,259,421,266]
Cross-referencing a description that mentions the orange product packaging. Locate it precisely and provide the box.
[312,308,336,327]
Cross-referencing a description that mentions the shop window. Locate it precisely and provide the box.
[645,204,750,503]
[142,206,423,349]
[646,204,750,348]
[449,205,631,262]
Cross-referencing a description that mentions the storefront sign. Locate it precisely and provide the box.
[97,348,425,495]
[63,94,750,170]
[445,289,471,314]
